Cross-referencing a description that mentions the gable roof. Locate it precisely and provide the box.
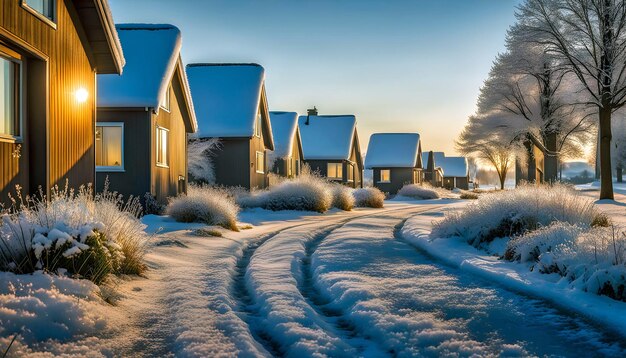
[435,153,469,177]
[268,111,301,161]
[186,63,274,149]
[364,133,421,169]
[298,115,357,161]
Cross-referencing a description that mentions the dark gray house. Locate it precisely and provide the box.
[97,24,197,205]
[434,152,470,190]
[268,111,303,181]
[186,63,274,189]
[516,134,546,186]
[364,133,423,194]
[298,110,363,188]
[421,151,444,187]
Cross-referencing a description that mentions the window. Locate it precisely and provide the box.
[327,163,343,180]
[96,123,124,171]
[295,159,300,176]
[160,85,170,112]
[287,158,293,177]
[22,0,56,24]
[0,54,21,139]
[379,169,391,183]
[255,110,262,137]
[346,163,354,182]
[256,151,265,174]
[156,127,169,167]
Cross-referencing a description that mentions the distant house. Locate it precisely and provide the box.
[421,151,444,187]
[268,111,303,181]
[0,0,124,204]
[298,109,363,188]
[96,24,197,204]
[515,134,545,186]
[364,133,422,194]
[435,152,470,190]
[186,63,274,189]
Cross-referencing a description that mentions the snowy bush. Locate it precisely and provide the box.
[397,184,440,200]
[238,168,333,213]
[353,187,385,208]
[505,222,626,301]
[331,184,354,211]
[188,138,221,184]
[0,183,148,284]
[166,184,239,230]
[459,191,479,200]
[431,184,608,247]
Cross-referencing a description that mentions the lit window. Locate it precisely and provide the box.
[96,123,123,170]
[0,55,20,138]
[160,85,170,111]
[380,169,390,183]
[156,127,169,167]
[347,163,354,182]
[22,0,55,22]
[327,163,343,180]
[256,151,265,174]
[255,110,262,137]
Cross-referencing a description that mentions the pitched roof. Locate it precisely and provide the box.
[298,115,357,160]
[186,63,273,144]
[364,133,421,169]
[268,112,300,161]
[435,153,469,177]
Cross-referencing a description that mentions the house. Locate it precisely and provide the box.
[186,63,274,189]
[421,151,444,187]
[364,133,422,194]
[268,111,303,182]
[298,109,363,188]
[0,0,124,204]
[435,152,470,190]
[515,134,546,186]
[96,24,197,205]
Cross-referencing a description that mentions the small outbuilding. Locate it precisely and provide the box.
[421,151,444,187]
[298,109,363,188]
[364,133,423,194]
[186,63,274,189]
[96,24,197,205]
[434,152,470,190]
[268,111,303,181]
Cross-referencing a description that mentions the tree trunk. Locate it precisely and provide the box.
[544,132,558,183]
[499,171,506,190]
[595,130,601,180]
[599,105,614,199]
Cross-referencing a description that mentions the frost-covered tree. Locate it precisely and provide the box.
[188,138,221,184]
[516,0,626,199]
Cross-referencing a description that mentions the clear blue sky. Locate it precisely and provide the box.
[108,0,519,155]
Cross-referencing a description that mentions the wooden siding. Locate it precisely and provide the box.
[1,0,97,203]
[249,129,267,189]
[212,138,252,188]
[372,167,417,194]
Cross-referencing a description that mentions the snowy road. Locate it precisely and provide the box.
[105,201,626,357]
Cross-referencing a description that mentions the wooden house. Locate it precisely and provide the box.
[268,111,303,182]
[421,151,444,187]
[298,109,363,188]
[0,0,124,204]
[96,24,197,204]
[364,133,422,194]
[434,152,470,190]
[186,63,274,189]
[515,134,545,186]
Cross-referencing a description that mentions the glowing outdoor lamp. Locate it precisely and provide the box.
[75,88,89,103]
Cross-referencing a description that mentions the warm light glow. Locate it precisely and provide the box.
[75,88,88,103]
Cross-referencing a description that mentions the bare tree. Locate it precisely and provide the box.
[517,0,626,199]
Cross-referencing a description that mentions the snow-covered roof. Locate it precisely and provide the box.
[298,115,357,160]
[364,133,421,169]
[421,152,429,168]
[187,63,268,139]
[268,111,299,160]
[436,154,468,177]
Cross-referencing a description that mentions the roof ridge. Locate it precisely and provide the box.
[187,63,263,68]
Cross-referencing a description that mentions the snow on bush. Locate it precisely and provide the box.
[188,138,221,184]
[431,184,608,247]
[397,184,440,200]
[166,184,239,231]
[505,222,626,301]
[0,183,148,284]
[353,187,385,208]
[331,184,354,211]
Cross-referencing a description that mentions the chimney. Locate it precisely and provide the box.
[305,106,317,125]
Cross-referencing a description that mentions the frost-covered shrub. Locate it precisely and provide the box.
[331,184,354,211]
[353,187,385,208]
[397,184,440,200]
[459,191,479,200]
[431,184,608,247]
[166,184,239,230]
[143,192,165,215]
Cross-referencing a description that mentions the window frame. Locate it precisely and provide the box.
[160,84,171,112]
[95,122,125,172]
[254,110,262,138]
[21,0,57,29]
[327,162,343,180]
[156,126,169,168]
[379,169,391,183]
[346,162,354,182]
[256,151,265,174]
[0,50,23,144]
